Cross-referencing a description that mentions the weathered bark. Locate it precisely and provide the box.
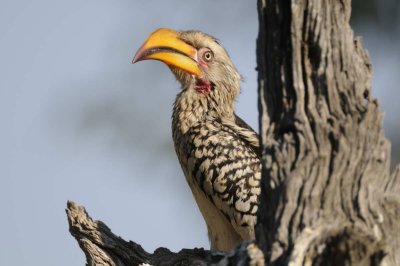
[66,0,400,265]
[256,0,400,265]
[66,201,264,265]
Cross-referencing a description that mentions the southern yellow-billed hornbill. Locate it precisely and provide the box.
[133,28,261,252]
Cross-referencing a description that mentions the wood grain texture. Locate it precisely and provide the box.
[256,0,400,265]
[66,201,263,265]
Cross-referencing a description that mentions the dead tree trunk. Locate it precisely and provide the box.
[255,0,400,265]
[66,0,400,265]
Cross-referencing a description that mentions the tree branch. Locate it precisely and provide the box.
[66,201,264,266]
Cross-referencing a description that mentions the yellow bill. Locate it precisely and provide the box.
[132,28,201,77]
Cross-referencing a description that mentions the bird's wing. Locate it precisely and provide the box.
[221,114,260,156]
[234,114,259,147]
[188,117,262,240]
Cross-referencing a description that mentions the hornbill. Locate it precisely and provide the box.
[133,28,261,252]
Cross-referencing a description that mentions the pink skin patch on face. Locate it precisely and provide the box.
[198,60,208,68]
[194,48,213,95]
[195,78,212,95]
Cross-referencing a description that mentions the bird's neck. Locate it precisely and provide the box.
[172,88,235,134]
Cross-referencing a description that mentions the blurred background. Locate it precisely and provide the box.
[0,1,398,265]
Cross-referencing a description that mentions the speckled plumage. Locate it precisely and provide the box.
[170,31,262,252]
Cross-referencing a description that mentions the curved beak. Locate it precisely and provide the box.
[132,28,201,77]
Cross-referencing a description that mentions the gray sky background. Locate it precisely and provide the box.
[0,1,399,265]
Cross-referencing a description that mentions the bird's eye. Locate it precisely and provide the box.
[202,50,214,62]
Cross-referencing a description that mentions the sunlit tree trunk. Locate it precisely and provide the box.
[255,0,400,265]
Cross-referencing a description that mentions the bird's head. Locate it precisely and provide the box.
[133,28,241,116]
